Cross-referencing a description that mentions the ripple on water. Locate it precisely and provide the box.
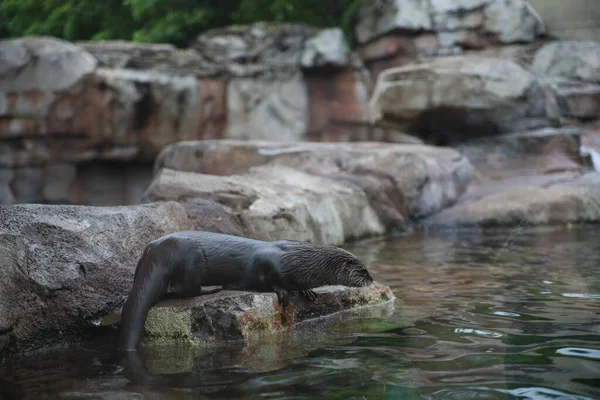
[556,347,600,360]
[2,226,600,399]
[562,293,600,299]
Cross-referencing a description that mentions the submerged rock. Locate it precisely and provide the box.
[0,202,192,353]
[105,282,396,347]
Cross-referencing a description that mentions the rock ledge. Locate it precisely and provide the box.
[107,282,396,347]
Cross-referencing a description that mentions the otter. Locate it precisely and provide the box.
[118,231,373,351]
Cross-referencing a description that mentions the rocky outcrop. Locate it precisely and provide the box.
[369,55,561,143]
[529,41,600,121]
[144,166,386,245]
[532,41,600,83]
[425,176,600,227]
[354,0,546,78]
[1,24,409,207]
[152,140,475,237]
[0,202,192,353]
[425,126,600,227]
[103,282,395,347]
[457,127,584,178]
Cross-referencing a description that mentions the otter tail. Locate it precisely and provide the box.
[118,247,170,351]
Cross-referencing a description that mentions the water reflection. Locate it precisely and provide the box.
[1,226,599,399]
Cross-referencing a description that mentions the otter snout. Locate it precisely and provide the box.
[347,263,373,287]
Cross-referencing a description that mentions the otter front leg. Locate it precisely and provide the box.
[254,255,290,308]
[273,286,290,308]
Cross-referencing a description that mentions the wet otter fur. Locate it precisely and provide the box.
[118,231,373,351]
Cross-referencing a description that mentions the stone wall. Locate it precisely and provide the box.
[0,24,409,206]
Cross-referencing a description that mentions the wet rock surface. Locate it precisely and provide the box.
[104,282,396,347]
[0,202,192,353]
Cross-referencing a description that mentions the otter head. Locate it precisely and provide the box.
[278,240,374,289]
[330,249,374,288]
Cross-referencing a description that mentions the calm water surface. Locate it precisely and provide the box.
[1,226,599,399]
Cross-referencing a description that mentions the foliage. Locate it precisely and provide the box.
[0,0,136,42]
[0,0,362,47]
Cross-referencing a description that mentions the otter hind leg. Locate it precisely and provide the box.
[118,263,170,351]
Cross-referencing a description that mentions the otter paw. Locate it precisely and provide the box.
[299,290,318,301]
[274,287,290,308]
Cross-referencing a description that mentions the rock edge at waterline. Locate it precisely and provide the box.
[102,282,396,347]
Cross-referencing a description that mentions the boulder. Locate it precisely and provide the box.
[369,55,562,143]
[354,0,545,77]
[0,202,192,353]
[354,0,433,45]
[531,41,600,83]
[143,166,386,245]
[226,71,309,142]
[154,140,475,223]
[552,80,600,120]
[77,41,218,77]
[191,23,359,72]
[0,37,97,94]
[301,28,351,68]
[425,180,600,227]
[482,0,546,43]
[105,282,396,347]
[530,41,600,121]
[457,127,584,177]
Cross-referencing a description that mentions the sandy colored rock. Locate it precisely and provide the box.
[143,166,385,245]
[0,202,192,353]
[154,140,474,223]
[369,55,561,142]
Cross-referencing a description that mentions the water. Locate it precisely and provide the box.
[1,226,600,399]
